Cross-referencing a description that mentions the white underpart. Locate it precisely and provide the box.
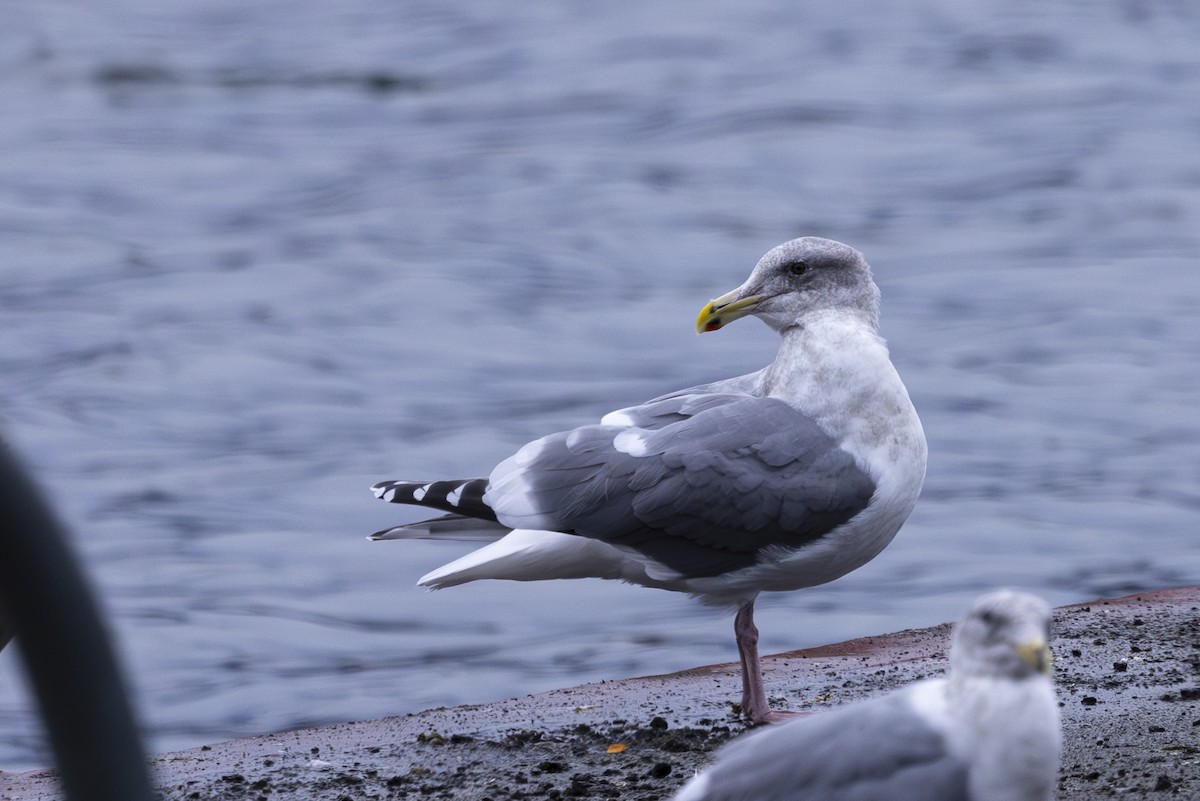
[946,677,1061,801]
[687,310,926,604]
[900,670,1059,801]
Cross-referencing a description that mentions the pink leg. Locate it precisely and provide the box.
[734,600,797,724]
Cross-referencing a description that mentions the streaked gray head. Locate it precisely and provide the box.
[951,590,1054,681]
[696,237,881,334]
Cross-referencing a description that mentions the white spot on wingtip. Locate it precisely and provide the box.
[446,485,464,506]
[412,484,428,501]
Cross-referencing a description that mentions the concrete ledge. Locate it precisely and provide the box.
[3,587,1198,800]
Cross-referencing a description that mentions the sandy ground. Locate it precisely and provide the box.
[3,587,1198,800]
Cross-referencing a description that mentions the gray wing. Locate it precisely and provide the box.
[682,693,969,801]
[486,391,875,578]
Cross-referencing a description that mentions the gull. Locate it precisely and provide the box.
[370,237,926,723]
[672,590,1061,801]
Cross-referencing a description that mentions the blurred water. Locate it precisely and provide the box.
[1,0,1198,771]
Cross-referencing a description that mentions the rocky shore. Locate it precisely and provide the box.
[3,587,1198,800]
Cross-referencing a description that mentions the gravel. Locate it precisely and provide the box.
[3,588,1198,800]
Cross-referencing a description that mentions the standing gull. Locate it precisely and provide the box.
[370,237,926,723]
[672,590,1062,801]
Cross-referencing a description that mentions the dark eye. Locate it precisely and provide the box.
[787,260,808,276]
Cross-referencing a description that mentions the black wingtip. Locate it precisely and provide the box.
[368,478,498,522]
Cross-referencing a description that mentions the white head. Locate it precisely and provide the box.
[696,237,881,334]
[951,590,1053,681]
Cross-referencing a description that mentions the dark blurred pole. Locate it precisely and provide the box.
[0,438,155,801]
